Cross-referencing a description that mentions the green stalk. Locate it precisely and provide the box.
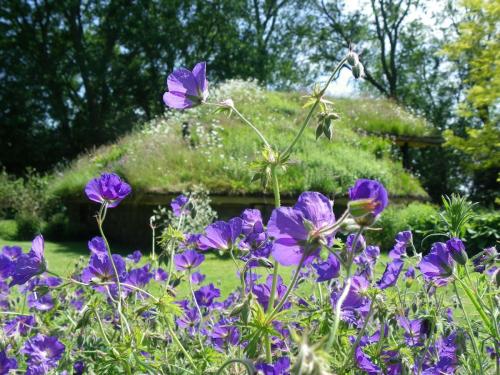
[457,278,496,338]
[453,281,484,374]
[282,56,348,159]
[327,228,363,350]
[97,203,130,337]
[266,255,306,323]
[231,107,271,149]
[166,321,198,373]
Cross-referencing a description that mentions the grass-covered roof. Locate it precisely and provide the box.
[52,80,430,200]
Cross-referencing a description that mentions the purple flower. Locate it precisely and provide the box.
[163,62,208,109]
[255,357,290,375]
[88,237,108,261]
[171,194,190,217]
[194,283,220,307]
[124,265,153,297]
[313,254,340,282]
[210,323,240,351]
[81,252,126,285]
[355,346,381,374]
[0,350,17,374]
[418,242,454,286]
[253,275,290,311]
[73,361,85,375]
[397,316,428,347]
[396,230,412,244]
[446,238,467,265]
[349,179,388,217]
[176,308,200,335]
[472,246,497,273]
[4,315,36,337]
[340,275,370,310]
[241,209,264,235]
[174,250,205,271]
[0,246,22,280]
[28,292,54,311]
[84,173,131,208]
[21,334,65,374]
[199,218,242,251]
[126,250,142,264]
[190,271,205,284]
[154,268,168,282]
[346,233,366,253]
[10,235,46,286]
[376,259,404,289]
[267,192,335,266]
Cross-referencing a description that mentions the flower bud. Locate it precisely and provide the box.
[446,238,468,266]
[347,51,359,66]
[352,62,364,79]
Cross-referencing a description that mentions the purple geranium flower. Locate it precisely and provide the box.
[446,238,467,265]
[253,275,290,311]
[377,259,404,289]
[163,62,208,109]
[190,271,205,284]
[194,283,220,307]
[4,315,36,337]
[199,218,242,251]
[154,268,168,282]
[124,264,153,297]
[73,361,85,375]
[21,333,65,375]
[176,308,200,335]
[28,292,54,311]
[174,250,205,271]
[84,173,131,208]
[397,316,428,347]
[10,235,46,287]
[81,252,126,285]
[126,250,142,264]
[88,237,108,261]
[355,346,381,374]
[0,246,22,280]
[210,322,240,351]
[472,246,497,273]
[171,194,190,217]
[341,275,370,310]
[418,242,454,286]
[346,233,366,253]
[0,350,17,374]
[349,178,388,217]
[313,254,340,282]
[267,191,335,266]
[255,357,291,375]
[241,209,264,235]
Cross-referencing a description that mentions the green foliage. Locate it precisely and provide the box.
[50,81,428,200]
[0,220,17,240]
[440,194,477,238]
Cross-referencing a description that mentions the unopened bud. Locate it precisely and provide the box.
[446,238,468,266]
[220,98,234,108]
[352,62,364,79]
[347,51,359,66]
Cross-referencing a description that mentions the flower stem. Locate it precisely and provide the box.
[453,281,484,375]
[166,322,198,372]
[327,227,363,350]
[231,107,271,149]
[97,203,130,337]
[282,56,348,159]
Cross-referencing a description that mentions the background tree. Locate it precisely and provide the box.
[441,0,499,204]
[0,0,309,174]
